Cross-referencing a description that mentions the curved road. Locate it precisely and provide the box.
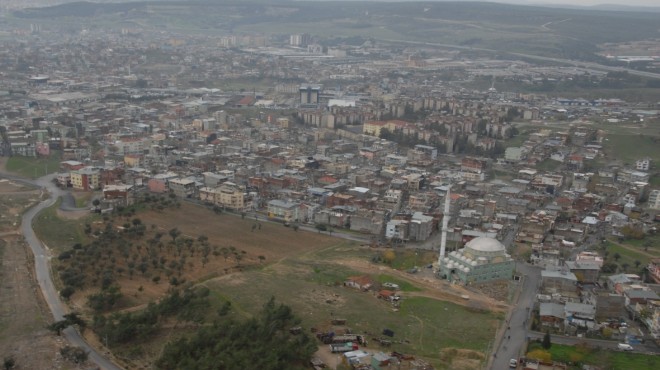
[3,172,123,370]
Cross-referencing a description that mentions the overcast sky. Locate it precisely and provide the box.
[519,0,659,6]
[354,0,660,8]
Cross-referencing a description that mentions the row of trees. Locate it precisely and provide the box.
[57,195,252,307]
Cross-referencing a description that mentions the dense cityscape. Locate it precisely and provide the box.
[0,1,660,370]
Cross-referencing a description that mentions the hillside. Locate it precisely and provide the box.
[12,0,660,61]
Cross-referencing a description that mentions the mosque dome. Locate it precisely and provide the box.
[466,237,505,253]
[463,237,506,260]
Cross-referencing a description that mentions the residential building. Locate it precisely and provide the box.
[267,199,300,222]
[168,178,197,198]
[70,167,100,191]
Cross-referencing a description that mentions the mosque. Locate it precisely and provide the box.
[437,236,515,285]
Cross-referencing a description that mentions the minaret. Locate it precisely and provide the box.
[438,186,451,265]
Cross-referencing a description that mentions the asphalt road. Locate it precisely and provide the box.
[490,263,542,370]
[4,172,124,370]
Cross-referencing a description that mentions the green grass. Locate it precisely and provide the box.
[603,241,652,274]
[649,173,660,187]
[530,342,660,370]
[535,158,561,172]
[504,131,530,148]
[622,234,660,253]
[32,198,88,251]
[207,258,499,367]
[5,151,61,179]
[74,193,93,208]
[374,274,422,292]
[398,297,499,355]
[603,134,660,164]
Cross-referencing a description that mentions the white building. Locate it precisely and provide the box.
[649,189,660,210]
[636,158,651,171]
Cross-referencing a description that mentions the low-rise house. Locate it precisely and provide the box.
[148,172,178,193]
[541,270,578,296]
[344,275,373,291]
[624,289,660,307]
[565,302,596,329]
[595,293,625,321]
[169,178,197,198]
[267,199,300,222]
[565,261,600,283]
[540,302,565,328]
[350,209,385,235]
[648,259,660,284]
[607,273,641,293]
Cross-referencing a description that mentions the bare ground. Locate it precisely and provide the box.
[0,178,93,369]
[335,258,508,313]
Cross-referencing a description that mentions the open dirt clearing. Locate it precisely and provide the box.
[139,202,338,262]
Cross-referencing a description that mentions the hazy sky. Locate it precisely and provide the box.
[519,0,660,6]
[355,0,660,8]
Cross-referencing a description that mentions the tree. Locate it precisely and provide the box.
[613,253,621,262]
[48,320,70,335]
[169,228,181,242]
[634,260,641,269]
[3,356,15,370]
[601,262,617,274]
[382,250,396,265]
[542,330,552,350]
[60,346,88,364]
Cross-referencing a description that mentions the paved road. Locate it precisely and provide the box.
[2,172,123,370]
[490,263,542,370]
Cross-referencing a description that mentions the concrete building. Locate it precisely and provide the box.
[168,178,197,198]
[267,199,300,222]
[438,237,514,284]
[70,167,100,191]
[649,190,660,210]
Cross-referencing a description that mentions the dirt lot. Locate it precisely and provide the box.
[139,202,338,262]
[0,176,92,369]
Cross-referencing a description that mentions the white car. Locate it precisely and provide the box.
[509,358,518,368]
[617,343,633,351]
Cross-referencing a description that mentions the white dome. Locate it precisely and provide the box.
[466,237,505,253]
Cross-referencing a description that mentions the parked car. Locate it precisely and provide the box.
[617,343,633,351]
[509,358,518,368]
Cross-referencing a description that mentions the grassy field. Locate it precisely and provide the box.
[32,199,89,250]
[535,158,561,172]
[206,257,499,366]
[529,342,660,370]
[603,241,655,274]
[5,151,61,179]
[603,134,660,165]
[374,274,422,292]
